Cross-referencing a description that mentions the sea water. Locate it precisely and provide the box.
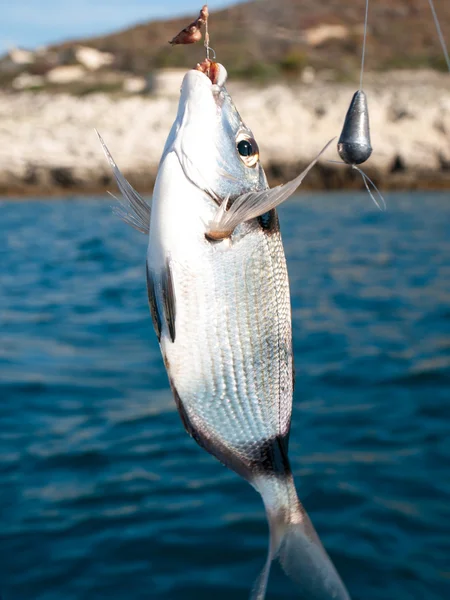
[0,192,449,599]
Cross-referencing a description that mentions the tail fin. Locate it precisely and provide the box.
[252,475,351,600]
[249,504,283,600]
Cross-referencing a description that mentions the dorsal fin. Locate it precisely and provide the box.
[96,130,151,234]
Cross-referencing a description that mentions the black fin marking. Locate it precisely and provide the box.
[161,260,176,343]
[256,435,291,477]
[146,262,161,341]
[258,209,278,233]
[292,356,296,391]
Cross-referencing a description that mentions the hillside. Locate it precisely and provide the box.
[51,0,450,78]
[1,0,449,197]
[1,70,449,196]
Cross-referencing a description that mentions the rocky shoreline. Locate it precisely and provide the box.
[1,71,449,197]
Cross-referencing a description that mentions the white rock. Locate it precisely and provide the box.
[0,72,448,183]
[149,69,186,97]
[12,73,45,90]
[75,46,115,71]
[123,77,147,94]
[8,47,35,65]
[46,65,86,84]
[301,66,316,84]
[305,24,349,47]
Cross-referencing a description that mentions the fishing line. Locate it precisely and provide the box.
[359,0,370,90]
[333,0,387,210]
[353,165,386,211]
[204,3,217,60]
[205,3,210,60]
[427,0,450,72]
[327,160,386,211]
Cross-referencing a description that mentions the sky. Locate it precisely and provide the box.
[0,0,236,52]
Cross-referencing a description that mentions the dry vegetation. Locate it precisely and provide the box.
[50,0,450,80]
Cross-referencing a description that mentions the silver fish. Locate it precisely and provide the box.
[98,61,349,600]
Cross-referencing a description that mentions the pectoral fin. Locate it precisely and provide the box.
[207,138,335,240]
[96,130,151,234]
[161,260,176,343]
[146,262,162,341]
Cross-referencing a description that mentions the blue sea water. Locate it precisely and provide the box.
[0,192,449,600]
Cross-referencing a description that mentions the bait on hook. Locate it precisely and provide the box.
[168,4,215,60]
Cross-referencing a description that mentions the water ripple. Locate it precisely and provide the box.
[0,193,449,599]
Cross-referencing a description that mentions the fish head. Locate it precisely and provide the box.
[163,60,268,203]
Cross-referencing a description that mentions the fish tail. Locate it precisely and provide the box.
[249,498,282,600]
[252,474,351,600]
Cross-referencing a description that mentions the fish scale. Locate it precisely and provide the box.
[166,222,292,454]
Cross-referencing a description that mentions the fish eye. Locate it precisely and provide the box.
[237,140,253,156]
[236,135,259,168]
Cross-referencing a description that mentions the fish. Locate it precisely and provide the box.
[98,60,349,600]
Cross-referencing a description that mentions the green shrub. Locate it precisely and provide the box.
[279,50,308,75]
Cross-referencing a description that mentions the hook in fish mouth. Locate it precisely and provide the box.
[195,59,222,85]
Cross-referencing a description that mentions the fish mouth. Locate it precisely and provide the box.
[160,62,224,200]
[161,60,231,202]
[195,59,221,84]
